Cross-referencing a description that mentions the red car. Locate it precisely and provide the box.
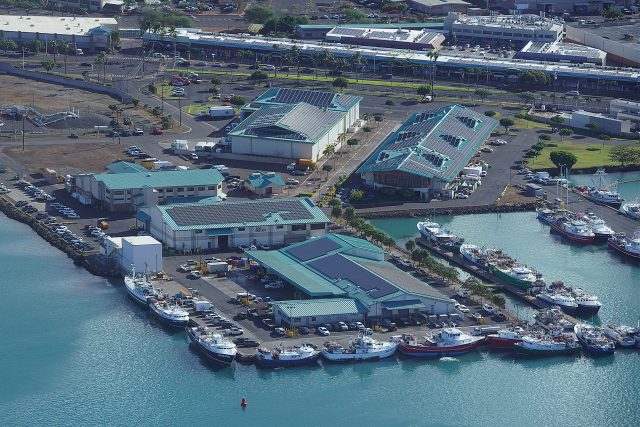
[151,127,163,135]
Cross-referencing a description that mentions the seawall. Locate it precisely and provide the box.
[357,202,537,219]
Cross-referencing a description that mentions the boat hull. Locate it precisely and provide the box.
[535,296,578,315]
[255,353,320,368]
[125,286,150,307]
[486,335,522,349]
[398,339,484,358]
[149,305,189,329]
[514,343,580,356]
[549,223,594,244]
[585,196,622,209]
[607,240,640,260]
[576,336,615,356]
[491,267,534,290]
[321,346,397,362]
[576,304,601,316]
[187,329,236,366]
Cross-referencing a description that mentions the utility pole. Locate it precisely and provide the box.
[22,113,25,151]
[178,97,182,127]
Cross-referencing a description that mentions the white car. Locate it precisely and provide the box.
[493,139,507,146]
[265,282,284,290]
[482,303,497,314]
[480,147,494,153]
[317,326,330,336]
[286,178,300,185]
[457,304,470,313]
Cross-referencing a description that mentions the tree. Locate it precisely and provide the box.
[517,91,536,106]
[585,122,598,130]
[260,15,308,37]
[229,95,246,107]
[244,4,275,23]
[405,239,417,253]
[484,110,497,117]
[499,117,515,133]
[517,70,549,87]
[344,206,356,222]
[384,99,395,110]
[349,189,364,202]
[491,294,506,309]
[538,134,551,141]
[550,151,578,172]
[0,39,18,51]
[322,164,333,177]
[249,70,269,81]
[474,88,490,103]
[210,77,223,86]
[602,5,623,20]
[550,115,565,129]
[609,146,640,167]
[139,11,191,35]
[343,7,371,23]
[94,52,107,82]
[41,60,57,72]
[323,144,335,159]
[332,77,348,91]
[331,205,343,218]
[59,40,71,74]
[208,86,219,96]
[558,128,572,141]
[417,85,431,99]
[346,138,359,150]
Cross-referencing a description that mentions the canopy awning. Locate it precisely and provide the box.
[381,300,426,311]
[207,228,233,236]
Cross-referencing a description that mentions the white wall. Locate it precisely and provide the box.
[565,25,640,67]
[120,237,163,274]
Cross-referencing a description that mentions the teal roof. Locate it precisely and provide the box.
[245,171,285,188]
[357,104,497,182]
[251,87,362,112]
[94,168,224,191]
[158,197,329,231]
[246,233,451,305]
[271,298,368,317]
[106,161,148,174]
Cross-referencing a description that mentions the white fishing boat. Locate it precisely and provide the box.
[149,298,190,328]
[187,325,237,366]
[620,202,640,221]
[322,332,398,362]
[123,266,160,307]
[602,324,638,348]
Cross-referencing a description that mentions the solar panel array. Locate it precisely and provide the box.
[273,88,335,109]
[368,30,412,41]
[286,237,342,262]
[309,253,397,298]
[168,200,314,227]
[330,27,366,37]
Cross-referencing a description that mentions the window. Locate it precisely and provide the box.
[291,224,306,231]
[310,223,325,230]
[113,190,124,195]
[208,186,215,190]
[176,187,184,192]
[294,318,301,323]
[311,317,317,321]
[197,186,205,191]
[237,227,245,231]
[157,188,164,193]
[276,225,284,229]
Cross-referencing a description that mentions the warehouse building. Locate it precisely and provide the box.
[103,235,163,274]
[565,23,640,67]
[295,22,444,40]
[244,171,285,197]
[610,99,640,132]
[144,197,329,251]
[569,110,631,135]
[515,41,606,65]
[0,15,118,51]
[248,234,454,325]
[407,0,470,15]
[325,27,445,51]
[229,88,362,162]
[74,161,224,212]
[443,13,563,46]
[357,104,497,200]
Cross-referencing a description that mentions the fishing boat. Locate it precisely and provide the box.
[486,327,525,349]
[514,333,580,356]
[574,323,615,356]
[490,258,541,290]
[416,221,463,247]
[255,344,320,368]
[607,232,640,260]
[534,307,574,331]
[620,202,640,221]
[579,213,615,240]
[566,286,602,315]
[321,332,398,362]
[535,289,578,315]
[123,266,160,307]
[187,325,237,366]
[584,168,624,208]
[550,218,595,244]
[148,298,190,328]
[602,324,638,348]
[398,328,484,358]
[459,243,492,270]
[536,208,561,224]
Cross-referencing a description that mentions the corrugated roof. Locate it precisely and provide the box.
[94,168,224,191]
[106,161,148,174]
[158,197,329,230]
[357,104,497,182]
[271,298,368,317]
[296,23,444,30]
[245,171,285,188]
[252,87,362,112]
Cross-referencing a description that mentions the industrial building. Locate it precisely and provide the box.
[565,23,640,67]
[247,234,455,325]
[143,197,329,251]
[489,0,627,15]
[229,88,362,162]
[443,13,564,46]
[357,104,497,200]
[610,99,640,131]
[244,171,285,197]
[74,161,224,212]
[569,110,631,135]
[271,299,368,328]
[325,27,445,51]
[0,15,118,51]
[515,41,606,65]
[103,235,163,274]
[407,0,470,15]
[295,22,444,40]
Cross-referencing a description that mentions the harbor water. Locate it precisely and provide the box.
[3,207,640,426]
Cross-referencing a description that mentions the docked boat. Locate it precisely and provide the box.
[620,202,640,221]
[536,208,561,224]
[459,243,492,270]
[566,286,602,315]
[486,327,525,349]
[602,324,638,348]
[187,325,237,366]
[321,332,398,362]
[123,267,160,307]
[514,333,580,356]
[148,298,190,328]
[534,307,575,331]
[416,221,463,247]
[574,323,615,356]
[584,168,624,208]
[550,219,595,244]
[255,344,320,368]
[535,288,578,315]
[607,232,640,260]
[490,259,541,290]
[580,213,615,240]
[398,328,485,358]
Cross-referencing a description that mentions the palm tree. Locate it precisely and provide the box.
[323,144,336,168]
[289,45,301,85]
[352,51,362,82]
[60,40,70,74]
[50,40,57,62]
[94,52,106,82]
[321,49,332,77]
[426,51,439,98]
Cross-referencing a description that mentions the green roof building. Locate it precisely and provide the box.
[247,233,454,325]
[244,171,285,197]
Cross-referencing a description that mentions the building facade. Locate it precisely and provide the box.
[144,198,329,251]
[325,27,445,51]
[271,299,367,328]
[610,99,640,131]
[357,105,497,200]
[408,0,470,15]
[570,110,631,134]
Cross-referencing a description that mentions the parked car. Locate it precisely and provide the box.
[298,326,310,335]
[286,178,300,185]
[482,303,497,314]
[274,327,286,336]
[317,326,330,336]
[457,304,470,313]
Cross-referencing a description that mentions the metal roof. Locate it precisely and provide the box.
[271,298,368,317]
[296,23,444,30]
[245,171,285,188]
[229,102,346,144]
[0,15,117,36]
[106,161,148,174]
[357,104,497,182]
[252,87,362,112]
[94,168,224,191]
[158,197,329,231]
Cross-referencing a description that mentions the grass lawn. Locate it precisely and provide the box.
[184,105,209,115]
[530,141,616,169]
[158,83,183,100]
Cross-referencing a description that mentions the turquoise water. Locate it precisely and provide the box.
[3,212,640,427]
[570,170,640,202]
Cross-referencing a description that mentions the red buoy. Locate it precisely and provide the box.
[241,398,247,409]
